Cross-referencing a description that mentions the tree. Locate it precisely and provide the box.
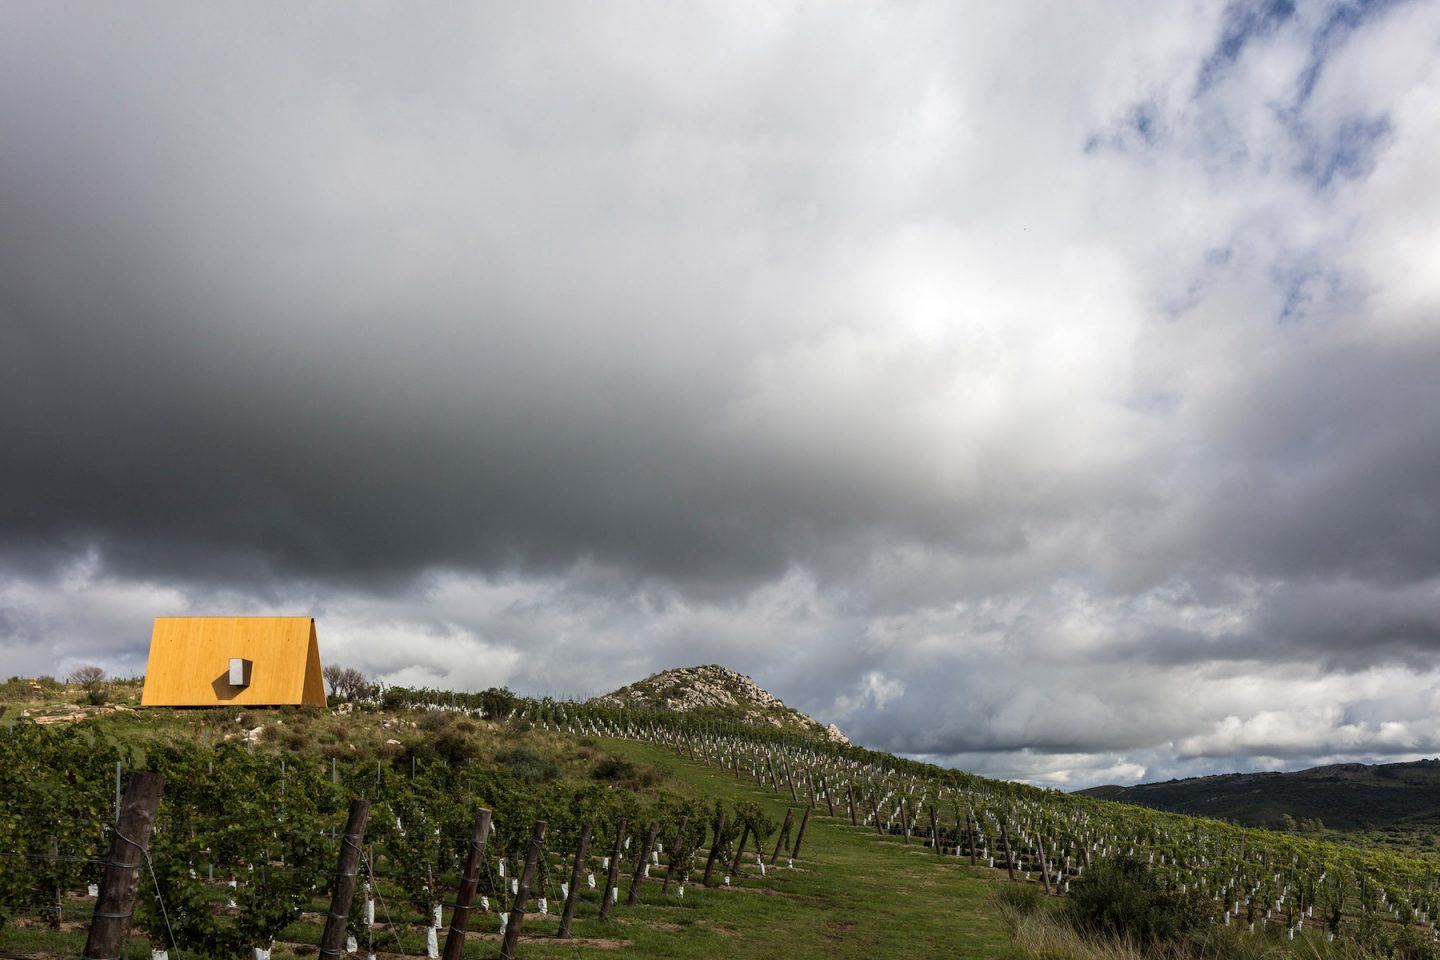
[66,665,108,706]
[323,665,371,701]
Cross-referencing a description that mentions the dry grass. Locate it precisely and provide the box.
[991,890,1381,960]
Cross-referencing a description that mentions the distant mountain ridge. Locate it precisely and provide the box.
[1076,759,1440,830]
[592,664,849,745]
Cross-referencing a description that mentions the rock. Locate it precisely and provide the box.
[592,665,845,743]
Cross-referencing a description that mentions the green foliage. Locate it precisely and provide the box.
[494,746,562,784]
[1064,856,1217,945]
[0,675,62,701]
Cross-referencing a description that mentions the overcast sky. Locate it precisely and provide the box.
[3,1,1440,788]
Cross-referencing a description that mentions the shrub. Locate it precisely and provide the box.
[67,666,109,705]
[591,755,659,788]
[495,746,561,784]
[418,710,455,732]
[592,756,638,782]
[433,727,479,764]
[1064,856,1216,946]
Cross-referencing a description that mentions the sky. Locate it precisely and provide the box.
[3,0,1440,789]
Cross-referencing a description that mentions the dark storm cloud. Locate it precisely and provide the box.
[3,1,1440,788]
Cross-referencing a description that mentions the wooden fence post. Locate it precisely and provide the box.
[660,815,688,894]
[847,783,858,827]
[822,776,835,817]
[783,759,799,802]
[319,799,371,960]
[556,822,591,938]
[702,811,726,887]
[769,809,794,865]
[598,818,627,921]
[870,788,883,835]
[442,808,491,960]
[792,806,812,861]
[83,771,165,960]
[498,819,546,960]
[626,820,660,906]
[1000,822,1017,881]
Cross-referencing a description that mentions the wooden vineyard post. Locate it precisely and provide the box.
[901,798,911,844]
[83,771,165,960]
[1000,822,1016,881]
[442,808,492,960]
[1037,835,1052,895]
[805,768,816,807]
[766,756,780,792]
[702,811,726,887]
[660,815,688,894]
[847,783,858,827]
[598,818,627,921]
[556,822,591,938]
[967,811,978,866]
[626,820,660,905]
[783,759,799,802]
[792,805,812,860]
[769,808,794,864]
[729,821,752,877]
[871,788,884,835]
[822,776,835,817]
[319,799,371,960]
[498,819,546,960]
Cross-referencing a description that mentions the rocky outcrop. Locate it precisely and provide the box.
[593,664,848,745]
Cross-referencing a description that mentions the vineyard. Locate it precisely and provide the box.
[4,686,1440,960]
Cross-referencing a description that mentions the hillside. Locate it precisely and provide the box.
[1076,759,1440,831]
[11,671,1440,960]
[592,664,849,745]
[0,677,1012,960]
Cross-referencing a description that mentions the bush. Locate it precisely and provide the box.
[418,710,456,732]
[433,727,479,764]
[591,755,659,788]
[494,746,561,784]
[67,666,108,705]
[592,756,638,781]
[1064,856,1216,946]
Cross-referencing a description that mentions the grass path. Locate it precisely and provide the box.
[571,738,1022,960]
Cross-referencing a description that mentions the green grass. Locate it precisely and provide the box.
[569,737,1023,960]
